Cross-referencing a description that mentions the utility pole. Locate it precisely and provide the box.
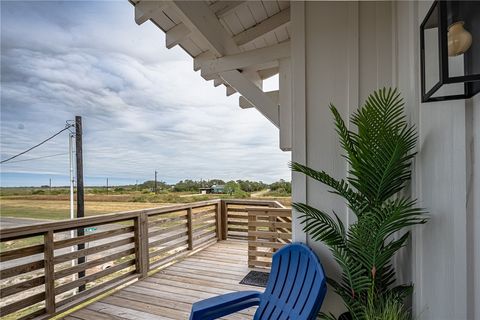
[49,178,52,193]
[75,116,86,292]
[68,131,75,222]
[68,129,76,292]
[106,178,109,195]
[154,170,158,194]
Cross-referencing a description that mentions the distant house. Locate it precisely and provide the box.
[199,185,225,194]
[211,185,225,194]
[199,187,212,195]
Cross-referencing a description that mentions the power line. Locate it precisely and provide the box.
[0,125,73,164]
[0,152,68,164]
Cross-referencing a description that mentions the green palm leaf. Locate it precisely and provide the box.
[291,88,428,317]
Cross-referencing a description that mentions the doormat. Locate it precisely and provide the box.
[239,271,270,288]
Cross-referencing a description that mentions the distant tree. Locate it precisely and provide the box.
[269,180,291,193]
[140,180,168,190]
[208,179,226,186]
[234,180,268,192]
[174,179,201,192]
[224,181,240,195]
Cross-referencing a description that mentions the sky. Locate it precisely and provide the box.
[0,1,290,187]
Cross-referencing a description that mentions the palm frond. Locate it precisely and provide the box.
[291,88,427,317]
[348,88,417,204]
[290,162,366,215]
[293,202,347,247]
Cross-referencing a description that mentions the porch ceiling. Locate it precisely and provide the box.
[130,0,292,151]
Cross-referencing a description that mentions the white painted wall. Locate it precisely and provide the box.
[292,1,395,315]
[291,1,480,318]
[409,2,479,319]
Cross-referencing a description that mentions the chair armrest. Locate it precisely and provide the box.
[190,290,262,320]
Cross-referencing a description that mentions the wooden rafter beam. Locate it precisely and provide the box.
[135,1,169,25]
[226,85,236,96]
[171,1,240,57]
[213,77,223,87]
[220,70,279,127]
[233,8,290,47]
[200,41,290,78]
[239,91,279,109]
[258,67,279,80]
[165,23,191,49]
[193,51,216,71]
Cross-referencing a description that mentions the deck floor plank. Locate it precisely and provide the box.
[65,240,260,320]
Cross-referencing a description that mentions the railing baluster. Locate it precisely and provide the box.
[134,213,149,278]
[247,207,292,269]
[221,200,228,240]
[248,211,258,268]
[44,230,56,314]
[187,208,193,250]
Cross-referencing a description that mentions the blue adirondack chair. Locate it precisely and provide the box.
[189,243,327,320]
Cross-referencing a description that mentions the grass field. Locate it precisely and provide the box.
[0,188,290,222]
[0,199,173,220]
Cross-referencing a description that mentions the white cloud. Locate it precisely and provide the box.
[0,1,291,185]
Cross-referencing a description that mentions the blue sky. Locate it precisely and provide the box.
[0,1,290,187]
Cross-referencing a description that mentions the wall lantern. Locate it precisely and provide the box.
[420,1,480,103]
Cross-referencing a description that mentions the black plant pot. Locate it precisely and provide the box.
[338,312,352,320]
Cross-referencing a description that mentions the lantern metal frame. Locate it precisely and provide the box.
[420,0,480,103]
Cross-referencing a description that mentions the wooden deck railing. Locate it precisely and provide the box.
[221,199,285,240]
[0,199,284,319]
[246,207,292,269]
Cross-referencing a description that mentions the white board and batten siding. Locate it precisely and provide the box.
[291,1,480,319]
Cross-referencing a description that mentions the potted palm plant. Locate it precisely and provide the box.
[291,88,427,320]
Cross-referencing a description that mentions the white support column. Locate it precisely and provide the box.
[291,2,307,244]
[220,70,279,127]
[279,58,292,151]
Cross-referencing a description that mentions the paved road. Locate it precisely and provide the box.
[0,216,52,229]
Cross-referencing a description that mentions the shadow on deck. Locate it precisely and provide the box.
[64,240,258,320]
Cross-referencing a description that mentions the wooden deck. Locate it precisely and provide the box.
[64,240,261,320]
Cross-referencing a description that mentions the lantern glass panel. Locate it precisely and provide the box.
[446,1,480,79]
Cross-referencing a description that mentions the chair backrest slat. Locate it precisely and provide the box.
[253,243,326,320]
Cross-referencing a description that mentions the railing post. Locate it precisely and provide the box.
[221,200,228,240]
[215,201,222,240]
[44,230,55,314]
[134,212,149,279]
[187,208,193,250]
[270,214,278,253]
[248,209,257,268]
